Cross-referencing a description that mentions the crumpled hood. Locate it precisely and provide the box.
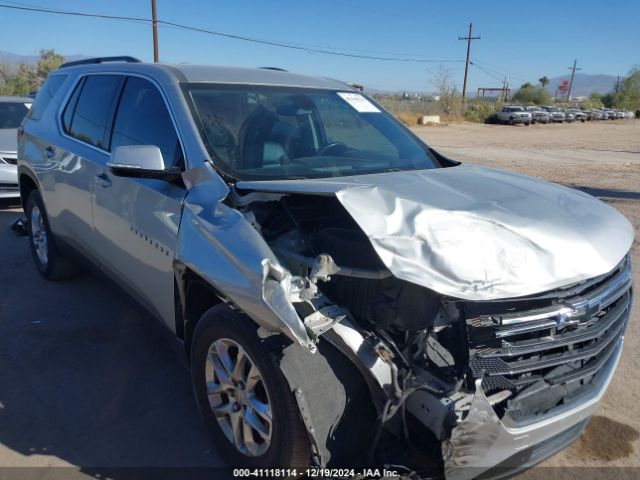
[237,164,634,300]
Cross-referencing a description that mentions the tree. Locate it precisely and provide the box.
[36,49,64,81]
[0,49,65,96]
[431,66,461,117]
[512,84,552,105]
[539,76,550,89]
[611,66,640,110]
[582,92,605,109]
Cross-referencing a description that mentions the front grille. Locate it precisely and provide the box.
[466,255,632,423]
[0,183,19,192]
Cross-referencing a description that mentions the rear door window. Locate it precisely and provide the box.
[110,76,183,168]
[64,75,122,150]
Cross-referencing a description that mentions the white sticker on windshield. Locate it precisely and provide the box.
[337,92,380,113]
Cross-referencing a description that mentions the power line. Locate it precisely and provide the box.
[471,60,529,84]
[471,62,504,82]
[0,3,466,64]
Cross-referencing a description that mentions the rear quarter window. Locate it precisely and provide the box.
[28,74,67,121]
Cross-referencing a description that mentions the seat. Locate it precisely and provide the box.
[236,107,276,170]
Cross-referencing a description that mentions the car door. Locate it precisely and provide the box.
[92,75,186,329]
[43,74,123,261]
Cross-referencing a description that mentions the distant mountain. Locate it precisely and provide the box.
[0,50,89,67]
[545,73,619,97]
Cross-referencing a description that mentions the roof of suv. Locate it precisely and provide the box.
[58,61,351,91]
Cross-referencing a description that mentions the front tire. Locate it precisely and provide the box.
[191,305,311,469]
[25,190,79,280]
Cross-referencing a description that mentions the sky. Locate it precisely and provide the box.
[0,0,638,92]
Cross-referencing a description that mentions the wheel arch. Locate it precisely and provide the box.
[18,166,40,206]
[175,266,379,466]
[173,263,227,354]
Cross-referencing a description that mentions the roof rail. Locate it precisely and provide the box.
[59,56,142,69]
[259,67,288,72]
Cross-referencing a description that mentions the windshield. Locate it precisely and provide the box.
[184,84,439,180]
[0,102,31,129]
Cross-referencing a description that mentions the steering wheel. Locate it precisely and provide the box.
[317,142,348,156]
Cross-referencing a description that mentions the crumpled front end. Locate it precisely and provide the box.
[188,162,634,476]
[407,255,632,479]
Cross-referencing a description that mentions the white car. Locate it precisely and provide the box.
[0,96,32,199]
[496,106,532,125]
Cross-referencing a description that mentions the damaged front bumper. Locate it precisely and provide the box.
[443,335,624,480]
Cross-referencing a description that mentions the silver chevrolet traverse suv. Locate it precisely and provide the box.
[18,57,634,480]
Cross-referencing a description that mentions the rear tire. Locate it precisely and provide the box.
[25,190,80,280]
[191,304,311,469]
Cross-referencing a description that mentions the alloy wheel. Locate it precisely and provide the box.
[205,338,273,456]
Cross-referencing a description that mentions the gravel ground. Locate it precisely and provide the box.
[412,120,640,474]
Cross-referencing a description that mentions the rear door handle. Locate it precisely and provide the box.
[45,146,55,159]
[94,172,112,188]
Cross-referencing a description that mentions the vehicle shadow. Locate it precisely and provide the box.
[0,207,227,479]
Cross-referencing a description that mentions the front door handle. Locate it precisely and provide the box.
[94,172,112,188]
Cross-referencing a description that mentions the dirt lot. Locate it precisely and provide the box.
[0,120,637,479]
[412,120,640,473]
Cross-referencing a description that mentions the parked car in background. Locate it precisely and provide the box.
[525,106,550,124]
[542,106,566,122]
[588,109,603,120]
[0,96,32,199]
[568,109,587,122]
[497,105,532,125]
[603,109,617,120]
[17,57,635,480]
[561,109,575,123]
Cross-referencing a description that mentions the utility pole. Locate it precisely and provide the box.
[151,0,159,63]
[566,59,581,102]
[458,22,481,109]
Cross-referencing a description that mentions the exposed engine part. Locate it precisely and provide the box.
[242,210,262,234]
[229,185,284,206]
[304,305,348,337]
[405,389,472,441]
[309,254,340,282]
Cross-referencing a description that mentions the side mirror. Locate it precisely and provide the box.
[107,145,182,181]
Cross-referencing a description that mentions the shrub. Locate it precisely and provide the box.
[395,112,419,126]
[512,85,552,105]
[465,101,495,123]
